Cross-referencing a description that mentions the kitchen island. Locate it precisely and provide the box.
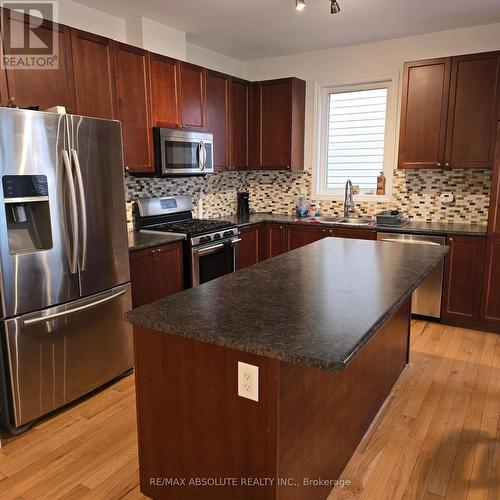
[125,238,448,500]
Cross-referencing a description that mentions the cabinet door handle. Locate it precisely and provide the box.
[445,162,451,169]
[436,162,442,168]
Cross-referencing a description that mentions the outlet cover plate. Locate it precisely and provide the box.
[237,362,259,402]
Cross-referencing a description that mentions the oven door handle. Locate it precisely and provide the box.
[193,242,224,257]
[193,238,241,257]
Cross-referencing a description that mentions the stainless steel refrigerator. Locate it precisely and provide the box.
[0,108,132,433]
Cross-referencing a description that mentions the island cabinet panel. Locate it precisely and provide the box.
[206,70,231,170]
[398,58,451,169]
[445,52,499,169]
[134,328,278,500]
[332,228,377,240]
[276,299,411,500]
[114,43,153,173]
[1,10,76,112]
[230,78,249,169]
[480,237,500,327]
[132,298,411,500]
[129,243,184,308]
[177,61,205,130]
[442,235,486,323]
[237,225,260,270]
[70,30,117,119]
[267,223,287,258]
[150,53,179,128]
[488,123,500,237]
[286,225,327,251]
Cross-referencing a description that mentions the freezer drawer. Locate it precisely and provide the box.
[2,283,133,427]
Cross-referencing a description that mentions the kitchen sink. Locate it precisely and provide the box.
[302,216,375,227]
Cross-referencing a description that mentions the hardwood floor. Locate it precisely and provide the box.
[0,320,498,500]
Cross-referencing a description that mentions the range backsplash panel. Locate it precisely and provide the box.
[124,168,491,230]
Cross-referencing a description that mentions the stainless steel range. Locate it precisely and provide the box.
[134,196,240,287]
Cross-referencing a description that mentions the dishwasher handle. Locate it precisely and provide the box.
[378,238,442,246]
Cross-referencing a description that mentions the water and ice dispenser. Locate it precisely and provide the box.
[2,175,53,254]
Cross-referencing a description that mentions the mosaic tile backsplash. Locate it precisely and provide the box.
[124,168,491,229]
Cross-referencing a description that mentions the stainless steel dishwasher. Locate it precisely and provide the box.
[377,232,446,319]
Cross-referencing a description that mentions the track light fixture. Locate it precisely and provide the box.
[330,0,341,14]
[295,0,306,11]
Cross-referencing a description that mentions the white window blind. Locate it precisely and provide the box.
[326,87,388,191]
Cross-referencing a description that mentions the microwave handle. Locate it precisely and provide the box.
[199,141,206,171]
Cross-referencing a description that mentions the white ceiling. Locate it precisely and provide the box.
[75,0,500,60]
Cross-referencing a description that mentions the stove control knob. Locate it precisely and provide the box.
[214,233,221,240]
[201,236,211,243]
[223,230,233,237]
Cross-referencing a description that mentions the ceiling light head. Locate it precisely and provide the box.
[295,0,306,11]
[330,0,341,14]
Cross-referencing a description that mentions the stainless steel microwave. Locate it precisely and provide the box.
[153,128,214,176]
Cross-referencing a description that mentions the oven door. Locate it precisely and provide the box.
[191,237,240,287]
[155,129,213,176]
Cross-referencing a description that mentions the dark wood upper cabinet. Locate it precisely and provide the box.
[150,53,179,128]
[399,52,499,170]
[286,225,326,251]
[0,66,7,105]
[445,52,499,169]
[114,43,153,173]
[252,78,306,171]
[70,29,117,119]
[230,78,249,169]
[177,62,205,130]
[480,237,500,327]
[0,9,76,112]
[398,58,451,169]
[489,124,500,237]
[206,70,230,170]
[442,235,486,323]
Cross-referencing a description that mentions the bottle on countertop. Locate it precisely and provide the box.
[376,171,386,196]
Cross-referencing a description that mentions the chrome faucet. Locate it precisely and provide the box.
[343,179,355,219]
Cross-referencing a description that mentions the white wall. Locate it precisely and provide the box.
[57,0,127,42]
[246,22,500,172]
[51,0,245,77]
[186,43,246,79]
[126,17,187,61]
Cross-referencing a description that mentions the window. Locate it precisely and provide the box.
[315,79,397,200]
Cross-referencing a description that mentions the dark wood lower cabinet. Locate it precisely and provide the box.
[480,237,500,327]
[129,242,184,308]
[267,224,287,258]
[441,235,486,324]
[286,225,327,251]
[332,228,377,240]
[238,225,260,270]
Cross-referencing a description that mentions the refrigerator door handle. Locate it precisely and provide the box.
[62,149,79,274]
[71,149,88,271]
[22,289,127,327]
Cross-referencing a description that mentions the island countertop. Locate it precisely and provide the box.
[125,238,448,371]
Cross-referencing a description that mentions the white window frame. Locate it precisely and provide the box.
[313,74,399,202]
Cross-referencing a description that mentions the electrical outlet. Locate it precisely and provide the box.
[238,362,259,401]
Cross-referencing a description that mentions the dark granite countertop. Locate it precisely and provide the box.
[128,231,186,252]
[218,213,487,237]
[125,238,448,372]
